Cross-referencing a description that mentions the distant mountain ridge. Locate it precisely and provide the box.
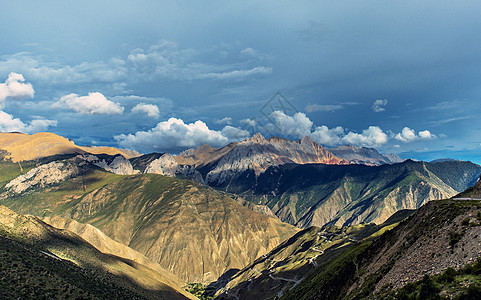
[329,145,404,165]
[0,132,139,162]
[0,132,404,184]
[138,133,403,185]
[210,160,481,228]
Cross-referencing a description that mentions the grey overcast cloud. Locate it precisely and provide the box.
[1,0,480,163]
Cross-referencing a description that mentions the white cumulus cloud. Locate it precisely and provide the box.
[394,127,437,143]
[310,125,344,146]
[265,110,388,147]
[0,72,35,103]
[0,111,56,133]
[53,92,124,115]
[132,103,160,118]
[342,126,388,147]
[114,117,250,153]
[267,111,313,137]
[372,99,388,112]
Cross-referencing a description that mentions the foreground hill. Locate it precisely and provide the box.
[0,205,194,299]
[0,159,297,283]
[213,160,481,228]
[283,199,481,299]
[0,132,138,162]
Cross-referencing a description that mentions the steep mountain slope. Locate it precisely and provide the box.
[283,199,481,300]
[216,210,413,300]
[0,132,138,162]
[0,163,297,283]
[214,160,481,228]
[329,145,403,166]
[0,205,194,300]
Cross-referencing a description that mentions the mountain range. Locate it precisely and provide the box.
[1,131,481,299]
[0,154,297,283]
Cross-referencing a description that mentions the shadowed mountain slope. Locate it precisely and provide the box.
[213,160,481,228]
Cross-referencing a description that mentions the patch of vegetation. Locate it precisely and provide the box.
[449,231,463,248]
[0,159,35,188]
[185,283,213,300]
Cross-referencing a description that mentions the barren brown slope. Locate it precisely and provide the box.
[2,169,298,283]
[0,205,195,300]
[0,132,138,162]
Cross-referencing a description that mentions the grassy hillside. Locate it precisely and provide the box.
[0,162,297,283]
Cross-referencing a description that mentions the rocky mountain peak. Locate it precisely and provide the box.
[241,133,266,144]
[144,153,180,176]
[299,135,315,145]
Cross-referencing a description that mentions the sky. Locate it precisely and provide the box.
[0,0,480,164]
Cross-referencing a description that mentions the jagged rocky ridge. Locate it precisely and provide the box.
[0,133,410,190]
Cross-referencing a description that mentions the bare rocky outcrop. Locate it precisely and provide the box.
[145,153,204,183]
[85,154,139,175]
[5,160,80,194]
[145,153,181,176]
[3,154,140,195]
